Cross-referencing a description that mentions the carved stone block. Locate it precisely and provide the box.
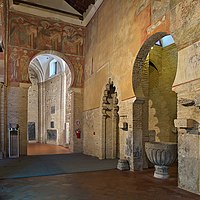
[174,119,194,129]
[117,159,130,171]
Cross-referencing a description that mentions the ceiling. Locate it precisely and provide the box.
[65,0,95,15]
[13,0,96,20]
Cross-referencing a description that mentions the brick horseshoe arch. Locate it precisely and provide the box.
[132,32,168,98]
[31,50,75,87]
[131,32,176,171]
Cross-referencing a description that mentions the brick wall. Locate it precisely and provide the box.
[148,44,177,142]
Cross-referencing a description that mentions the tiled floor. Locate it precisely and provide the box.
[1,144,199,199]
[0,167,199,200]
[27,143,70,155]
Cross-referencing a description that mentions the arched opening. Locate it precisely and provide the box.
[27,53,72,155]
[131,33,178,176]
[101,78,119,159]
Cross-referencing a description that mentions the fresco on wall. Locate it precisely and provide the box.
[151,0,170,23]
[10,17,37,49]
[67,56,84,87]
[37,21,62,51]
[9,47,34,83]
[9,12,84,55]
[62,26,84,55]
[8,12,85,86]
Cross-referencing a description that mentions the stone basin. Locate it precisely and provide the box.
[145,141,177,179]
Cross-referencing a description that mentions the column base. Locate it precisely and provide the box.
[154,165,169,179]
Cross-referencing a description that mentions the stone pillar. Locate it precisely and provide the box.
[7,83,31,156]
[38,82,46,143]
[132,98,145,171]
[59,73,66,146]
[0,82,3,158]
[69,87,83,153]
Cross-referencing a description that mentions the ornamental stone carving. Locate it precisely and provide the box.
[145,141,177,179]
[101,78,119,159]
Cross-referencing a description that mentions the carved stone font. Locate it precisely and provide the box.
[145,142,177,179]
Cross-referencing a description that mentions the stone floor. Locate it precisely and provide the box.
[0,167,199,200]
[27,143,70,155]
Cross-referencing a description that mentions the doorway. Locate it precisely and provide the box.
[27,53,72,155]
[132,33,178,171]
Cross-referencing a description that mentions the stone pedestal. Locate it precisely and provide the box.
[154,165,169,179]
[117,159,130,171]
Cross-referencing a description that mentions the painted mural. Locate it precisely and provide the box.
[8,11,85,87]
[62,26,84,55]
[9,12,84,55]
[9,47,34,83]
[66,56,84,87]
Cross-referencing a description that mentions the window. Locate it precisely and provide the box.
[155,35,175,48]
[160,35,175,47]
[49,59,58,77]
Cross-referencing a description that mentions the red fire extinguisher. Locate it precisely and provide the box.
[75,129,81,139]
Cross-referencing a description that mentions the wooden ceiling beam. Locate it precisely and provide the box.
[65,0,95,15]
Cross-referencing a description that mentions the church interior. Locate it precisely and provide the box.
[0,0,200,199]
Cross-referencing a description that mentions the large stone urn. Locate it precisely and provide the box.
[145,142,177,179]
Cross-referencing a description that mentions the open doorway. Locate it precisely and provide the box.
[132,33,178,175]
[27,53,72,155]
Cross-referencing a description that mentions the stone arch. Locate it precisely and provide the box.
[131,32,178,171]
[30,50,75,87]
[101,78,119,159]
[132,32,168,97]
[27,50,74,148]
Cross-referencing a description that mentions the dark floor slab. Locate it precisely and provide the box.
[0,169,199,200]
[0,153,117,179]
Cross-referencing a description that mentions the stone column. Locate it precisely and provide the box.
[7,83,31,156]
[38,82,46,143]
[69,87,83,153]
[132,98,145,171]
[0,82,3,158]
[59,73,66,146]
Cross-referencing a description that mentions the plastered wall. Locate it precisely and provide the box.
[83,0,200,194]
[83,0,171,158]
